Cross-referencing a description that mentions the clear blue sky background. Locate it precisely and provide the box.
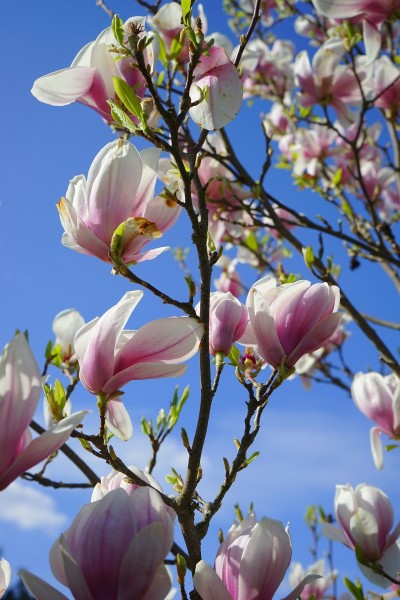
[2,0,400,597]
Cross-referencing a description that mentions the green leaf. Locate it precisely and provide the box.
[141,417,152,436]
[245,451,260,466]
[343,578,365,600]
[44,340,53,360]
[227,344,240,366]
[107,100,138,132]
[302,245,315,269]
[112,77,143,119]
[244,231,258,252]
[112,15,125,46]
[332,167,343,187]
[181,0,192,25]
[170,36,184,59]
[385,443,400,452]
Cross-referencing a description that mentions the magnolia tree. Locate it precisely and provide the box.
[2,0,400,598]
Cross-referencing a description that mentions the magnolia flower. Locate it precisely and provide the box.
[352,372,400,469]
[0,559,11,599]
[214,256,245,297]
[241,276,341,369]
[197,292,248,357]
[52,308,85,361]
[58,139,181,264]
[91,466,177,523]
[21,487,175,599]
[91,466,163,501]
[0,334,86,491]
[74,290,203,440]
[239,39,295,100]
[312,0,400,62]
[289,559,337,600]
[194,515,320,600]
[324,484,400,587]
[150,2,207,62]
[31,18,157,122]
[295,39,363,124]
[189,45,243,130]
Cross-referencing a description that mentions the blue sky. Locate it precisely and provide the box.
[2,0,400,597]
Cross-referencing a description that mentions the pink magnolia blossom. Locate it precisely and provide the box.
[352,372,400,469]
[197,152,252,246]
[194,515,320,600]
[239,39,295,100]
[237,0,279,27]
[189,45,243,130]
[58,139,181,264]
[241,276,341,369]
[295,40,363,124]
[263,103,292,139]
[214,256,246,297]
[289,559,337,600]
[150,2,207,63]
[31,18,157,122]
[91,466,177,523]
[21,486,175,600]
[364,56,400,116]
[0,559,11,599]
[74,290,202,439]
[0,334,86,491]
[197,292,248,356]
[324,484,400,587]
[312,0,400,62]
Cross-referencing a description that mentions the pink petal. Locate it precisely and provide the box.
[240,519,291,600]
[59,541,94,600]
[126,246,169,264]
[103,363,188,395]
[189,46,243,130]
[251,310,285,368]
[140,564,173,600]
[0,334,41,474]
[114,317,203,372]
[77,291,143,394]
[118,524,172,599]
[194,561,233,600]
[31,67,97,106]
[135,148,162,215]
[105,398,133,441]
[0,412,87,492]
[370,427,384,469]
[57,197,109,261]
[144,195,182,234]
[19,570,68,600]
[85,141,144,241]
[286,312,342,367]
[363,19,382,63]
[282,574,323,600]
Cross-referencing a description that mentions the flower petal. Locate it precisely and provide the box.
[103,363,188,395]
[19,570,68,600]
[0,411,88,491]
[76,291,143,394]
[105,398,133,441]
[31,67,97,106]
[114,317,203,371]
[0,334,41,475]
[189,46,243,130]
[370,426,384,470]
[57,197,109,261]
[194,561,233,600]
[85,141,143,241]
